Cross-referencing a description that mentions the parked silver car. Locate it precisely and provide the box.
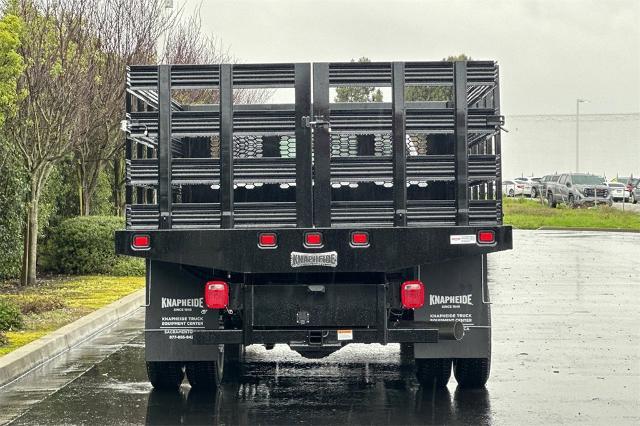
[547,173,612,208]
[631,181,640,204]
[606,182,630,202]
[502,180,519,197]
[529,177,544,198]
[514,177,534,197]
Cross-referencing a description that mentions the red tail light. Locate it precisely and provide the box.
[477,230,495,244]
[305,232,323,247]
[351,231,369,246]
[204,281,229,309]
[132,234,150,249]
[258,232,277,248]
[401,280,425,309]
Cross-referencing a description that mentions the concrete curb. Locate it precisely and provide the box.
[536,226,640,233]
[0,288,145,388]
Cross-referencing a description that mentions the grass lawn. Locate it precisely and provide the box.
[503,198,640,230]
[0,275,144,356]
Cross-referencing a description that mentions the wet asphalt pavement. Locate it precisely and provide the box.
[1,230,639,425]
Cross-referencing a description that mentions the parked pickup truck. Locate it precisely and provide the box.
[546,173,612,208]
[532,175,558,200]
[115,60,512,391]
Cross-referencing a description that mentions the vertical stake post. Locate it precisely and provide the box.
[157,64,172,229]
[392,62,407,227]
[219,64,234,228]
[454,61,469,226]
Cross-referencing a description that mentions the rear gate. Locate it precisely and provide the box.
[252,284,378,328]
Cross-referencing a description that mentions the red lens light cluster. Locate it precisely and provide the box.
[258,233,277,248]
[351,232,369,246]
[305,232,323,247]
[132,234,150,249]
[477,230,495,244]
[257,231,373,248]
[204,281,229,309]
[401,280,425,309]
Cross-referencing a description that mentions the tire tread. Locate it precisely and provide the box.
[415,358,452,388]
[186,361,221,390]
[146,361,184,391]
[454,357,491,388]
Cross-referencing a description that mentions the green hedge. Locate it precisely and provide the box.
[40,216,144,276]
[0,299,23,332]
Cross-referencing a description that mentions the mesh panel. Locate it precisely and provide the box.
[407,133,428,156]
[375,134,393,156]
[279,135,296,158]
[230,135,297,159]
[233,135,263,158]
[210,135,220,158]
[330,133,396,157]
[331,134,358,157]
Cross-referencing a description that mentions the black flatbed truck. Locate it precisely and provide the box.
[115,60,512,390]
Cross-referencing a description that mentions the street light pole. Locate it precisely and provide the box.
[157,0,174,64]
[576,98,587,173]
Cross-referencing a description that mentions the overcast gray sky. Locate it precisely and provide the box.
[180,0,639,115]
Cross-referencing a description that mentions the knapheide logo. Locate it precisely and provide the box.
[162,297,204,309]
[290,251,338,268]
[430,294,473,306]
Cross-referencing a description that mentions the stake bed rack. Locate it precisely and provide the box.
[121,61,504,231]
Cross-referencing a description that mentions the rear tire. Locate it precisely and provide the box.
[223,344,243,380]
[400,343,414,366]
[453,357,491,388]
[415,358,452,388]
[508,189,514,197]
[185,345,224,390]
[531,188,538,198]
[186,361,223,390]
[146,361,184,391]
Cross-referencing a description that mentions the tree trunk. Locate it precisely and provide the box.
[77,162,89,216]
[112,157,124,216]
[21,180,40,286]
[21,213,30,286]
[27,198,38,285]
[82,186,91,215]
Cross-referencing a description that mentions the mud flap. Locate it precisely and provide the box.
[145,260,221,362]
[414,255,491,359]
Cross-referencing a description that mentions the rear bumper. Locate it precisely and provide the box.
[115,225,512,273]
[192,321,464,345]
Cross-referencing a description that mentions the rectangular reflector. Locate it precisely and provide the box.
[305,232,323,247]
[351,231,369,246]
[477,230,495,244]
[132,234,150,249]
[204,281,229,309]
[258,233,277,248]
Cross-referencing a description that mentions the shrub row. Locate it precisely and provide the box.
[0,299,23,332]
[40,216,144,276]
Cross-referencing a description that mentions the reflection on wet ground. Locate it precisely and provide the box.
[8,336,493,426]
[1,230,639,425]
[144,374,492,425]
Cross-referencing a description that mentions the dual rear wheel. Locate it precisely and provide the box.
[146,344,243,391]
[415,356,491,389]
